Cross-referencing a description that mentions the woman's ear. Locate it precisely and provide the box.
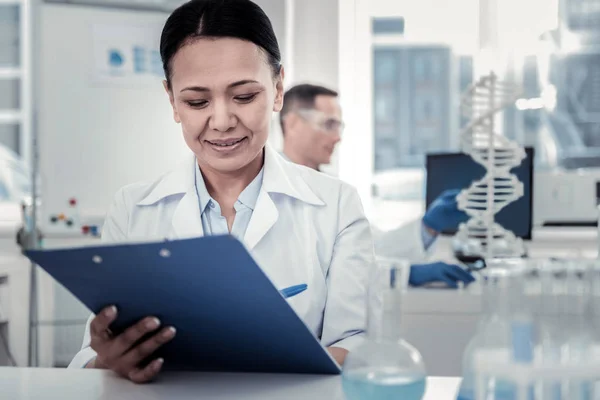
[273,66,285,112]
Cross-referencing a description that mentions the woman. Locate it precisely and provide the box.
[68,0,374,383]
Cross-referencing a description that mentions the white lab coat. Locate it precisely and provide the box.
[69,145,386,368]
[371,220,430,263]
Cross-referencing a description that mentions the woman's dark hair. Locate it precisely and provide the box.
[160,0,282,88]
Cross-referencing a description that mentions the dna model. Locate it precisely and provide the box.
[455,72,527,259]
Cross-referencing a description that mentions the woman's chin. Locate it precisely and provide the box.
[195,141,265,174]
[200,156,256,174]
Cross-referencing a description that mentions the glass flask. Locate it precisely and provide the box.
[342,258,427,400]
[456,258,533,400]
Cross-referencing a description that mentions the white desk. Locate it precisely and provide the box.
[0,368,461,399]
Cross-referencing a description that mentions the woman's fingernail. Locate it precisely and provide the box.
[146,317,160,330]
[163,327,176,338]
[154,358,164,370]
[104,306,117,318]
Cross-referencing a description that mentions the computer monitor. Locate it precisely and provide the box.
[425,147,534,240]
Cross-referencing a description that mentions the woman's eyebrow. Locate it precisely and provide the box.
[180,80,260,93]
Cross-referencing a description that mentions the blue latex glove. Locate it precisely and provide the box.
[422,188,468,233]
[409,261,475,288]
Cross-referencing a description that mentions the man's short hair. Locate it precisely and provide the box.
[280,84,338,134]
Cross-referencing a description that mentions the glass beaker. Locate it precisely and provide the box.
[342,258,427,400]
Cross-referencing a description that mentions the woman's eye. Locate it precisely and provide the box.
[186,100,208,108]
[234,93,258,103]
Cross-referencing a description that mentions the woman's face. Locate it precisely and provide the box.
[165,37,283,173]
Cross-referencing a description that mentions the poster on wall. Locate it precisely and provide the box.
[91,23,165,86]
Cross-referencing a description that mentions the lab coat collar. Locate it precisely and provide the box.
[138,145,325,247]
[136,144,325,207]
[262,145,325,206]
[242,145,325,250]
[136,159,195,206]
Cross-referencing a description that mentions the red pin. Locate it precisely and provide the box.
[69,198,77,207]
[82,226,90,234]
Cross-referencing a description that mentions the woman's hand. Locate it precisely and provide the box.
[327,346,349,365]
[86,306,176,383]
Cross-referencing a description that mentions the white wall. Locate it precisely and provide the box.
[337,0,373,210]
[38,4,188,227]
[289,0,339,89]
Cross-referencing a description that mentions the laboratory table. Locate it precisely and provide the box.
[0,367,461,399]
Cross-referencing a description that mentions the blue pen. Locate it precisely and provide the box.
[280,284,308,299]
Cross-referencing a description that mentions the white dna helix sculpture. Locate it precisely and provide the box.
[455,72,527,259]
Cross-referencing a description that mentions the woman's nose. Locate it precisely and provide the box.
[209,101,236,132]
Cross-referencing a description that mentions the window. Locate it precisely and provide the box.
[0,5,22,158]
[0,5,20,67]
[373,45,456,172]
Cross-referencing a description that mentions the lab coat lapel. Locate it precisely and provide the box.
[168,186,205,240]
[244,188,278,250]
[136,154,204,240]
[243,147,282,250]
[243,146,325,250]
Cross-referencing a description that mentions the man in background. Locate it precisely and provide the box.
[279,84,342,171]
[279,84,474,288]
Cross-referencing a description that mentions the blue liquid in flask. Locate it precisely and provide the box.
[342,368,426,400]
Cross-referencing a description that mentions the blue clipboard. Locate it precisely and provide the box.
[25,236,341,374]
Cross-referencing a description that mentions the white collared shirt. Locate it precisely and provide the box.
[194,161,264,240]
